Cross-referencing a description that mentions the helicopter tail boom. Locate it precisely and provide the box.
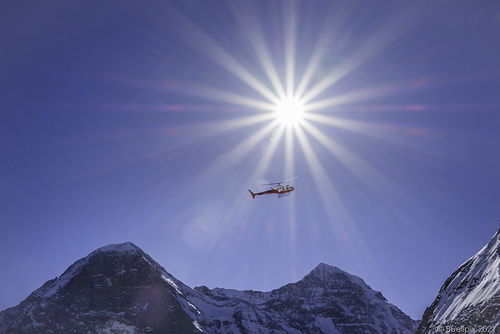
[248,190,256,199]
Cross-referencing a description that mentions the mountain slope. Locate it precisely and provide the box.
[0,243,418,333]
[417,229,500,333]
[191,263,418,333]
[262,263,417,333]
[0,243,201,333]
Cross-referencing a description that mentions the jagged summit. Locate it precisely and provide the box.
[91,242,142,255]
[310,262,342,274]
[31,242,148,300]
[307,262,348,280]
[304,262,377,296]
[260,261,415,333]
[33,242,147,299]
[417,229,500,333]
[1,242,197,333]
[1,244,418,334]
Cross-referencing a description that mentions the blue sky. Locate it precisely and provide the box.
[1,1,499,320]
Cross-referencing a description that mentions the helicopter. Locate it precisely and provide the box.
[248,177,297,199]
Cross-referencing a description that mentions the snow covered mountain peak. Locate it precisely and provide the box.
[1,242,198,333]
[307,262,360,282]
[417,229,500,333]
[303,262,380,298]
[30,242,149,300]
[309,262,344,277]
[92,242,141,255]
[1,245,418,333]
[435,229,500,317]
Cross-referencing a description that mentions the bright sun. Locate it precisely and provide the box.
[274,97,305,126]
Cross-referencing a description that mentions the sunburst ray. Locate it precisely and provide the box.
[229,2,286,99]
[157,4,281,104]
[284,0,297,98]
[300,120,404,201]
[294,125,355,245]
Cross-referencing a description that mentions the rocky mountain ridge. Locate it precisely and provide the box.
[417,229,500,333]
[0,242,418,333]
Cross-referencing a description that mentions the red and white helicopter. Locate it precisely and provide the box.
[248,177,297,199]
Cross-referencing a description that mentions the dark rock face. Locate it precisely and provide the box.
[258,264,417,334]
[190,265,418,334]
[417,230,500,334]
[0,243,418,334]
[0,243,199,333]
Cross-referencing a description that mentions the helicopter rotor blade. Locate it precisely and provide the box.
[261,177,297,185]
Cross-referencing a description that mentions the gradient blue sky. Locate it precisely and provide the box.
[1,1,500,320]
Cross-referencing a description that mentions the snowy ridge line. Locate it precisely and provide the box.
[433,230,500,322]
[32,256,90,298]
[91,242,140,254]
[417,229,500,333]
[32,243,144,299]
[1,242,418,333]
